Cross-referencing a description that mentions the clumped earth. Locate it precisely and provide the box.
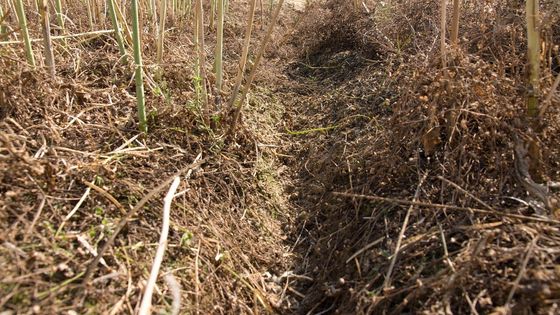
[1,0,560,314]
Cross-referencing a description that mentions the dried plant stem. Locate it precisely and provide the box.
[39,0,55,76]
[82,158,205,284]
[0,5,5,36]
[108,0,127,57]
[227,0,256,111]
[526,0,540,116]
[214,0,224,94]
[229,0,284,134]
[332,192,560,224]
[195,0,209,115]
[0,29,115,46]
[131,0,148,132]
[138,177,181,315]
[440,0,447,68]
[54,0,67,47]
[450,0,460,46]
[383,173,427,289]
[156,0,168,80]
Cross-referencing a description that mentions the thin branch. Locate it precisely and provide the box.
[332,191,560,224]
[82,157,205,284]
[384,172,428,289]
[138,177,181,315]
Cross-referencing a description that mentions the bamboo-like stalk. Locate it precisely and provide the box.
[440,0,447,68]
[227,0,256,111]
[53,0,67,47]
[195,0,208,114]
[14,0,36,67]
[0,4,6,36]
[526,0,540,117]
[229,0,284,133]
[39,0,55,76]
[450,0,460,47]
[132,0,148,132]
[156,0,168,80]
[107,0,127,57]
[86,0,94,29]
[209,0,214,30]
[113,0,133,45]
[214,0,224,95]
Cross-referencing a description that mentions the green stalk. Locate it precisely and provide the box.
[526,0,540,117]
[15,0,36,67]
[107,0,126,57]
[229,0,284,134]
[113,0,132,45]
[214,0,224,95]
[132,0,148,132]
[54,0,67,47]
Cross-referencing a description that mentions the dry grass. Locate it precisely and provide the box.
[280,0,560,313]
[2,0,560,314]
[0,1,300,313]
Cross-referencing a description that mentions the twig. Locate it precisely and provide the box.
[437,176,494,211]
[194,240,201,315]
[139,177,181,315]
[333,192,560,224]
[346,237,385,264]
[82,157,205,284]
[81,179,126,214]
[438,223,455,272]
[56,179,94,236]
[505,236,538,306]
[25,195,46,241]
[384,172,428,289]
[0,29,115,45]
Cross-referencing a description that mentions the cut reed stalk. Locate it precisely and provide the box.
[227,0,256,111]
[209,0,215,30]
[229,0,284,134]
[214,0,224,96]
[14,0,35,67]
[526,0,540,117]
[39,0,55,76]
[86,0,94,29]
[450,0,460,47]
[440,0,447,68]
[113,0,132,45]
[156,0,168,80]
[195,0,208,116]
[107,0,127,57]
[131,0,148,132]
[0,4,6,36]
[53,0,67,47]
